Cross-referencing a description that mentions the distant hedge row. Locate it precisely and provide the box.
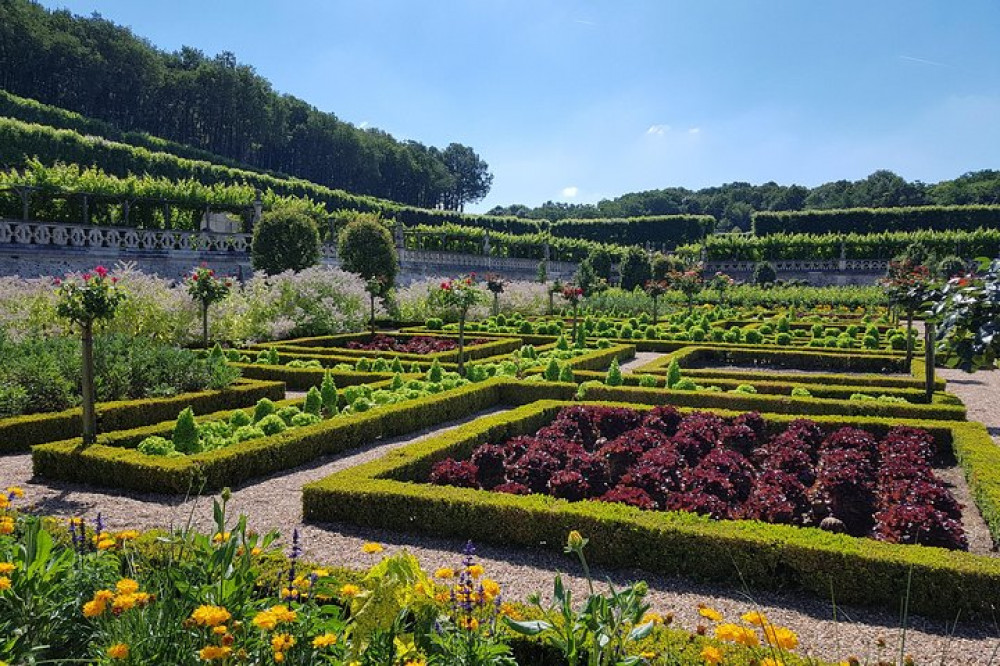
[752,205,1000,236]
[0,116,538,233]
[549,215,714,248]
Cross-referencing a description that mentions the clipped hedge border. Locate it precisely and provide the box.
[31,380,507,494]
[633,346,945,390]
[303,396,1000,619]
[233,364,398,391]
[248,333,523,363]
[0,379,285,454]
[572,383,966,421]
[573,369,954,404]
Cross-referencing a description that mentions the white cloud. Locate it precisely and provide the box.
[688,127,701,135]
[646,124,669,135]
[359,120,370,129]
[561,186,579,198]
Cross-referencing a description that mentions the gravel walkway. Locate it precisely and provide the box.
[619,351,663,373]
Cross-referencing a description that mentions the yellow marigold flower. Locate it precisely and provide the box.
[312,633,337,648]
[698,606,723,622]
[5,487,23,498]
[133,592,152,606]
[761,660,784,666]
[642,611,664,625]
[741,610,769,627]
[115,530,140,541]
[434,567,455,579]
[272,633,296,652]
[274,653,285,663]
[340,583,362,598]
[481,578,501,601]
[0,497,9,510]
[362,542,384,554]
[0,576,10,591]
[0,518,16,535]
[198,645,233,661]
[700,645,723,665]
[212,626,228,636]
[715,622,758,646]
[95,590,115,603]
[499,602,521,619]
[116,578,140,595]
[97,538,116,550]
[763,624,799,651]
[292,575,312,589]
[434,591,449,603]
[640,651,656,660]
[112,593,138,612]
[466,564,485,578]
[312,568,329,578]
[251,547,262,556]
[212,532,231,544]
[253,610,278,631]
[0,563,15,575]
[83,600,106,618]
[403,660,426,666]
[459,617,479,631]
[191,605,232,627]
[107,643,129,660]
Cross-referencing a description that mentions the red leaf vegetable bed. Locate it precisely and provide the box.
[345,335,492,354]
[430,405,967,550]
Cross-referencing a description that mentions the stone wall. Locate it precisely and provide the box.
[0,218,576,284]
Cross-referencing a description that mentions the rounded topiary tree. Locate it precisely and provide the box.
[619,248,652,290]
[752,261,777,286]
[338,214,398,332]
[434,275,486,376]
[251,207,322,275]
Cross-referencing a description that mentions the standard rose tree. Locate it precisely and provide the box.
[185,264,233,348]
[433,275,486,376]
[55,266,126,445]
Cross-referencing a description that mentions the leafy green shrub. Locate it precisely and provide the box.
[605,358,623,386]
[889,335,907,350]
[666,359,682,389]
[0,382,29,418]
[672,378,698,391]
[137,435,175,456]
[234,425,265,442]
[638,374,659,388]
[776,332,792,346]
[252,206,321,275]
[730,384,757,394]
[253,398,277,423]
[229,409,252,428]
[425,317,444,330]
[744,329,763,344]
[304,387,322,416]
[172,407,200,454]
[790,387,812,397]
[257,413,288,436]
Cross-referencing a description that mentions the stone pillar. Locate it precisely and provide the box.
[394,220,405,249]
[838,237,847,271]
[251,190,263,231]
[483,231,491,256]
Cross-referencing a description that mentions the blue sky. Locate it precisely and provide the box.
[39,1,1000,212]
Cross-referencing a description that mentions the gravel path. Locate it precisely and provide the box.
[4,403,1000,664]
[619,351,663,373]
[939,368,1000,442]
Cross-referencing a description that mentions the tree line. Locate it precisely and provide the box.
[489,169,1000,230]
[0,0,492,210]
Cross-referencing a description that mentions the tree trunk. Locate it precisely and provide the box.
[202,301,210,348]
[492,292,499,317]
[81,321,97,446]
[458,310,466,376]
[652,295,658,326]
[370,294,376,336]
[548,292,554,315]
[571,304,579,342]
[905,309,914,367]
[925,321,936,403]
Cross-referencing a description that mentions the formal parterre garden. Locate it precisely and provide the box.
[3,256,1000,666]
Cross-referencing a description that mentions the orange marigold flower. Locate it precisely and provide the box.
[116,578,140,595]
[0,576,11,591]
[763,625,799,651]
[198,645,232,661]
[466,564,485,579]
[190,605,232,627]
[434,567,455,579]
[741,610,769,627]
[340,583,362,598]
[0,563,15,575]
[107,643,129,659]
[312,633,337,648]
[700,645,723,665]
[698,606,723,622]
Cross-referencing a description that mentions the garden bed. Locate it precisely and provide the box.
[0,378,285,454]
[302,395,1000,620]
[249,332,523,363]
